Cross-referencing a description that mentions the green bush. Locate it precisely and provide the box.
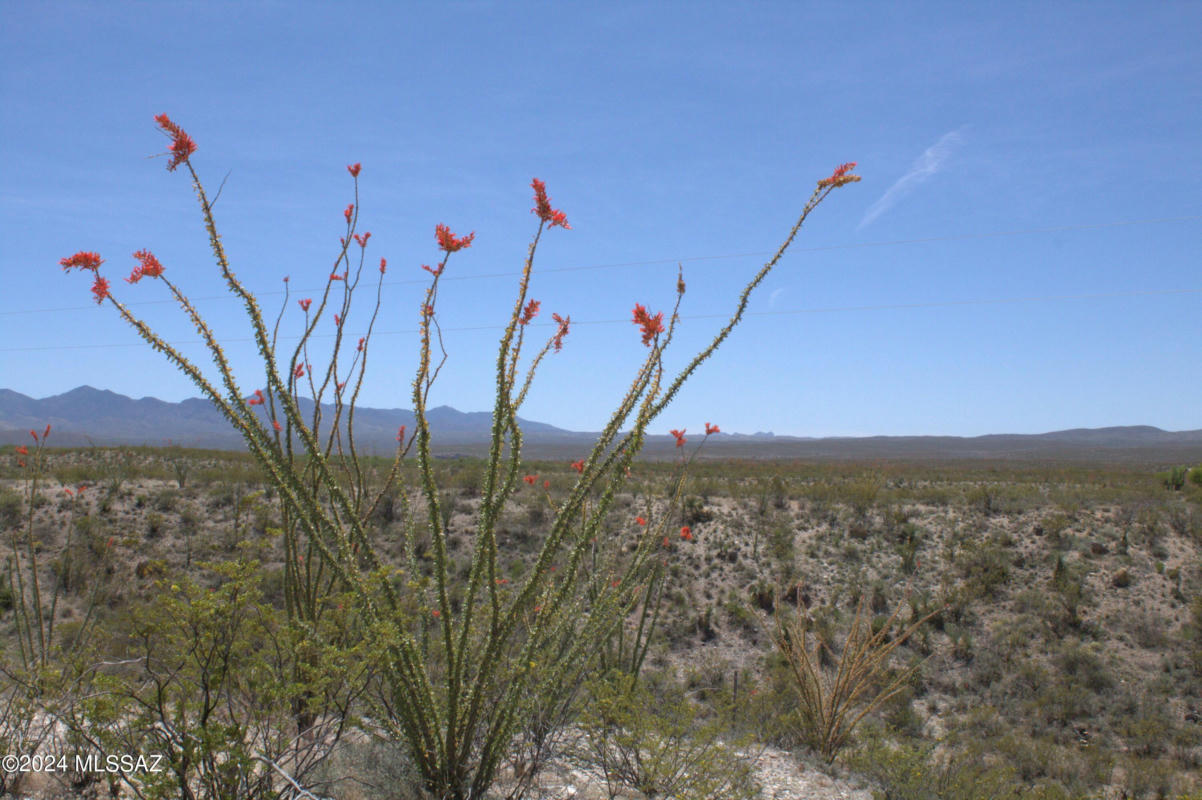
[849,734,1055,800]
[0,487,22,529]
[1161,465,1189,490]
[579,672,759,800]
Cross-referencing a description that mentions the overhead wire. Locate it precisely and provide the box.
[1,287,1197,354]
[3,214,1198,317]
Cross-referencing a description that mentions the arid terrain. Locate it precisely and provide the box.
[3,446,1201,799]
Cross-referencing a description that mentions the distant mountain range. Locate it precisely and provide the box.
[2,386,1201,464]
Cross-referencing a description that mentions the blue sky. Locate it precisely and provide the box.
[2,1,1199,437]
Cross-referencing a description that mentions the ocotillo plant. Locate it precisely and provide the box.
[59,114,859,799]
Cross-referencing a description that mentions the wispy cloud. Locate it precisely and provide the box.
[858,127,967,230]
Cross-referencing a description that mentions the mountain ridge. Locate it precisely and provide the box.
[2,386,1200,463]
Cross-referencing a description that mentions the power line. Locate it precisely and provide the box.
[6,214,1199,318]
[1,286,1197,354]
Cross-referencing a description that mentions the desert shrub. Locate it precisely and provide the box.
[1162,466,1189,491]
[71,561,360,800]
[579,671,759,800]
[0,580,13,613]
[771,594,937,762]
[1040,511,1073,548]
[841,474,882,518]
[849,733,1061,800]
[966,484,999,515]
[144,511,166,539]
[957,538,1011,600]
[680,495,713,526]
[152,488,179,512]
[0,486,22,529]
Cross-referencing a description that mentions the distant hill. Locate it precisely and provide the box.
[2,387,1201,464]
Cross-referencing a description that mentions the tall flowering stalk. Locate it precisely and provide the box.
[59,116,858,799]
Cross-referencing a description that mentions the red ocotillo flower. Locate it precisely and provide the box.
[421,263,444,277]
[680,526,693,541]
[635,516,646,526]
[353,232,371,248]
[379,257,387,274]
[347,163,361,177]
[154,114,196,172]
[520,299,540,325]
[705,422,720,435]
[15,445,27,456]
[669,428,687,448]
[299,298,312,312]
[531,178,570,229]
[272,420,282,432]
[817,161,861,188]
[248,389,265,406]
[551,312,570,352]
[571,459,584,473]
[294,363,305,378]
[357,337,365,352]
[542,479,550,489]
[396,425,407,443]
[435,223,475,253]
[631,304,664,346]
[127,249,164,283]
[91,276,111,304]
[344,204,354,223]
[523,475,537,485]
[59,251,103,272]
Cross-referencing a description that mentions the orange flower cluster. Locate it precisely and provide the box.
[531,178,570,229]
[669,428,686,448]
[520,299,540,325]
[154,114,196,172]
[59,251,103,271]
[704,422,720,435]
[436,223,475,253]
[91,276,110,304]
[127,249,164,283]
[631,304,664,346]
[817,162,861,188]
[551,312,570,352]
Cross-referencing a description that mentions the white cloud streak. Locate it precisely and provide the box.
[858,127,966,230]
